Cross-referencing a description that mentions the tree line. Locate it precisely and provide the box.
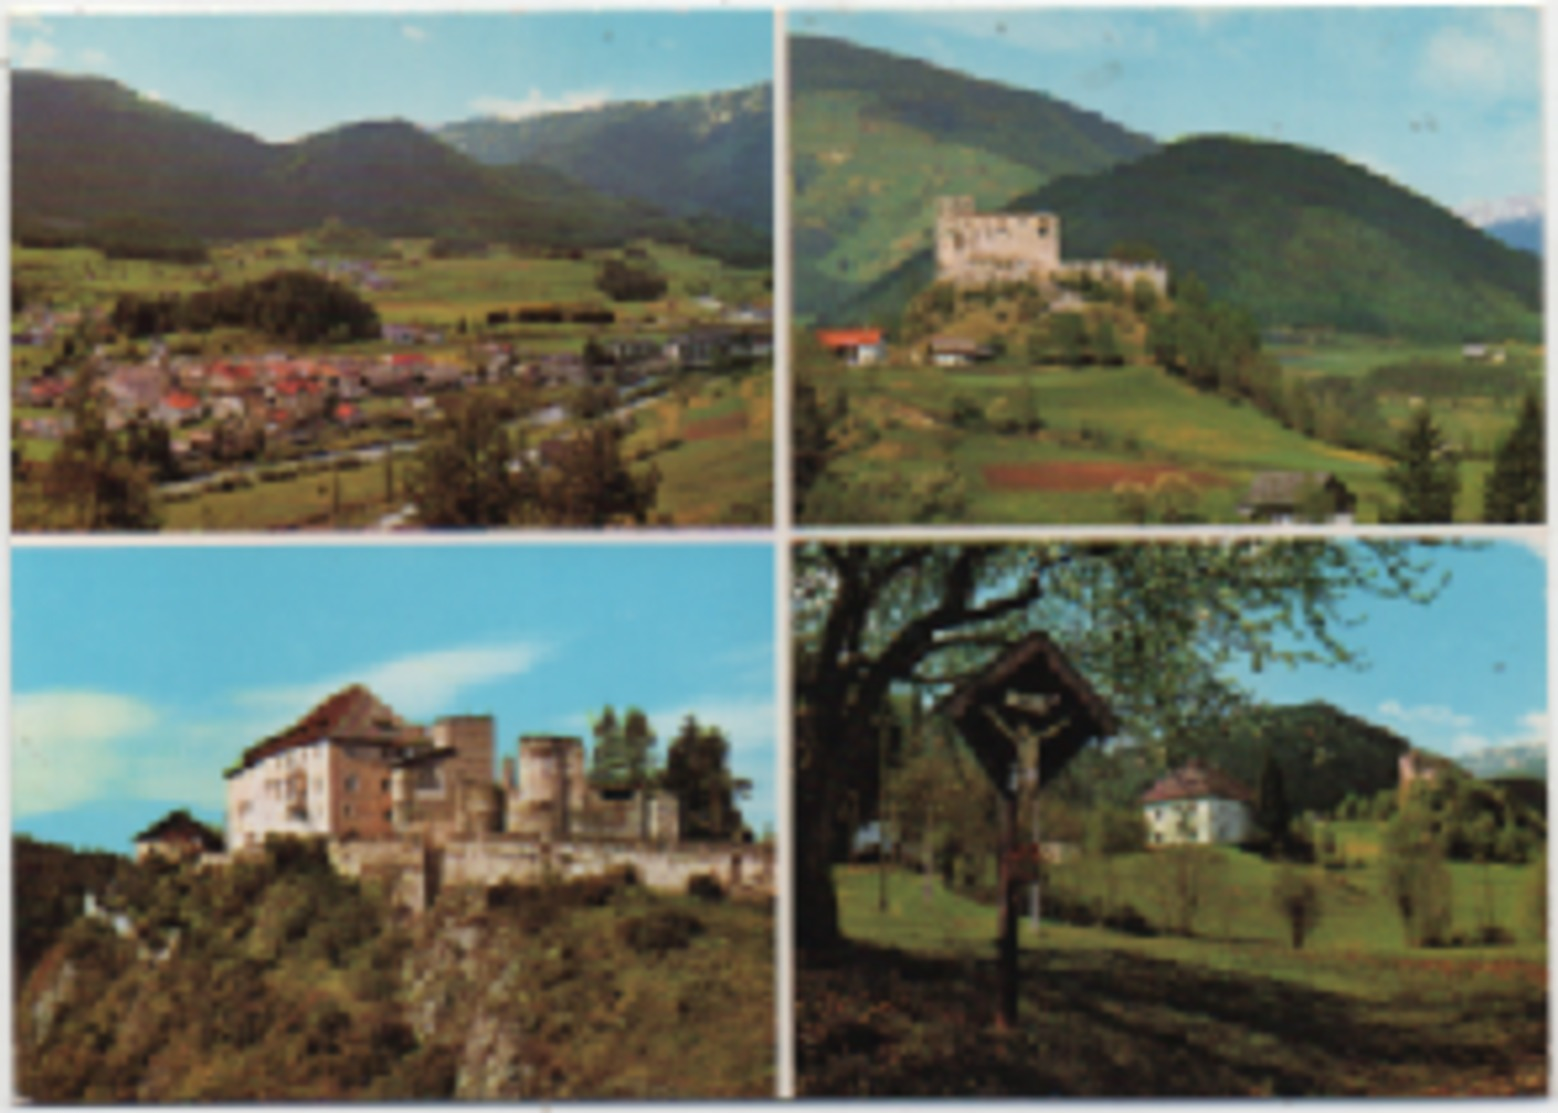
[589,705,754,842]
[109,270,381,345]
[409,394,660,528]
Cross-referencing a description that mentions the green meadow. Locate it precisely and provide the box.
[798,858,1547,1097]
[803,326,1540,526]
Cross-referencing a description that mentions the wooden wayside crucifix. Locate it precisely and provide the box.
[937,632,1117,1031]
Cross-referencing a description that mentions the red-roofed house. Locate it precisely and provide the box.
[1141,759,1254,847]
[224,685,502,852]
[224,684,431,849]
[816,327,885,367]
[157,390,202,427]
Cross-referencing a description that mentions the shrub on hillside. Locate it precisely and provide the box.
[1149,846,1225,936]
[1521,850,1547,944]
[1271,867,1324,949]
[595,258,668,302]
[1381,814,1455,946]
[687,873,726,902]
[618,908,705,955]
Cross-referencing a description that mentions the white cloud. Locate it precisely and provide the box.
[1419,11,1539,97]
[80,47,108,67]
[14,36,57,69]
[11,13,50,33]
[13,691,159,815]
[471,88,610,121]
[402,24,426,43]
[1446,709,1546,757]
[236,640,550,724]
[1377,699,1473,730]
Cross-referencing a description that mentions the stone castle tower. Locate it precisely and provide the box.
[933,195,1169,296]
[935,196,1062,287]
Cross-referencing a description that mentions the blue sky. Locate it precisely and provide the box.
[10,11,773,142]
[792,7,1543,212]
[13,544,776,854]
[1228,538,1546,760]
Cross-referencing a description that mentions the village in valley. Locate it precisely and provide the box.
[11,12,775,532]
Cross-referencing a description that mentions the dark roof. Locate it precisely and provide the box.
[937,632,1118,793]
[1142,760,1254,805]
[1240,471,1344,508]
[927,336,988,356]
[133,809,224,851]
[230,684,427,775]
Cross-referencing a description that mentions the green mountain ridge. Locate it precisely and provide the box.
[13,70,766,264]
[1012,136,1541,341]
[790,35,1157,319]
[438,84,773,233]
[1202,701,1418,818]
[835,133,1540,341]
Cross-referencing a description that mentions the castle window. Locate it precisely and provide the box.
[345,773,359,793]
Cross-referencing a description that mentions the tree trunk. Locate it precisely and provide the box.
[795,705,845,953]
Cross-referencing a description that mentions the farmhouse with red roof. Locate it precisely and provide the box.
[815,327,884,367]
[1141,759,1254,847]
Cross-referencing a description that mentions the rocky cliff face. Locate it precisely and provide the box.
[15,845,775,1101]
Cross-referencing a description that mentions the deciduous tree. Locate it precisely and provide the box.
[793,541,1437,954]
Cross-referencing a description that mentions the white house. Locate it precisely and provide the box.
[1141,759,1255,847]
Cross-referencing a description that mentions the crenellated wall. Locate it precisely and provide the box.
[326,834,773,913]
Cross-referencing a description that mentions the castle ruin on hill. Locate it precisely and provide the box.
[934,196,1170,296]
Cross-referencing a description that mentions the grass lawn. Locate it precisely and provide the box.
[627,368,773,526]
[797,862,1547,1097]
[163,458,400,532]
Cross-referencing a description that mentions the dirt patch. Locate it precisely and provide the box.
[876,398,942,430]
[683,412,747,442]
[983,461,1229,493]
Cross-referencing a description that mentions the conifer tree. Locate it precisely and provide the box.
[1482,391,1544,523]
[1384,408,1459,523]
[1255,749,1291,854]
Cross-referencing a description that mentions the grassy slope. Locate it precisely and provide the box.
[17,848,774,1101]
[797,862,1546,1097]
[1271,335,1545,462]
[790,35,1154,320]
[792,89,1044,316]
[807,357,1401,524]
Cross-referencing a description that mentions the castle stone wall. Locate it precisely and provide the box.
[933,195,1169,296]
